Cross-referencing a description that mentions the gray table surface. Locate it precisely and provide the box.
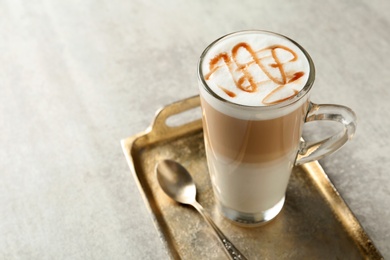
[1,0,389,259]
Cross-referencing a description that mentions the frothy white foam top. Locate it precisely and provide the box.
[201,31,310,107]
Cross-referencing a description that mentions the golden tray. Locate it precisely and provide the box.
[121,96,382,259]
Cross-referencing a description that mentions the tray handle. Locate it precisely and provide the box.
[148,95,202,140]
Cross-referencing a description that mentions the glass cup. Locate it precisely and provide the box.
[197,30,357,226]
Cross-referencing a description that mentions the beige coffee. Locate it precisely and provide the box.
[201,96,309,164]
[198,30,313,221]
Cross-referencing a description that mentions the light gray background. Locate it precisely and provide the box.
[1,0,389,259]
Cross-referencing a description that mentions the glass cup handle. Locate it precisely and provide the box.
[296,102,357,166]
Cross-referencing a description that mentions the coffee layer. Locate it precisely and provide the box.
[201,96,308,163]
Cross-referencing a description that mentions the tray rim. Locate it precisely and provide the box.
[121,95,383,259]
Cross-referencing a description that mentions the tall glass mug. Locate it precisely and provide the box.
[197,30,356,226]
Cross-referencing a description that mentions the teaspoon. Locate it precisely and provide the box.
[155,159,248,260]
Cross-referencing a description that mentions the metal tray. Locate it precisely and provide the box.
[121,95,383,260]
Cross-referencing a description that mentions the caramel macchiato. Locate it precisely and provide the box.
[198,30,356,226]
[198,30,312,224]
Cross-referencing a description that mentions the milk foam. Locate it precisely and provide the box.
[201,31,310,107]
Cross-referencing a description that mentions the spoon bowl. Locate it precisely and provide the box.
[156,159,196,205]
[155,159,248,260]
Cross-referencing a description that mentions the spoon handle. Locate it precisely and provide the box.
[193,201,248,260]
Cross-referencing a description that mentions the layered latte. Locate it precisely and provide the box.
[198,31,312,224]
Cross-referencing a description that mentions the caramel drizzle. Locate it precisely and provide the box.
[219,86,236,98]
[205,42,305,105]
